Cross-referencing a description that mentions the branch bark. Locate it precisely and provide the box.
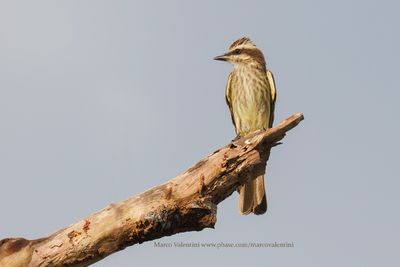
[0,113,304,267]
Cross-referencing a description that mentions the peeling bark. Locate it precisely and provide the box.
[0,113,304,267]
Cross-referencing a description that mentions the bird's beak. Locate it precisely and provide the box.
[213,54,228,61]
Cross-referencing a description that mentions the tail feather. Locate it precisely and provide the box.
[239,180,255,215]
[239,175,267,215]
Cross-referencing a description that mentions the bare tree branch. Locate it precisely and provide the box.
[0,113,304,267]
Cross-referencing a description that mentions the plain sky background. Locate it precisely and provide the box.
[1,0,399,266]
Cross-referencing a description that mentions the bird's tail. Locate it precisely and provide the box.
[239,174,267,215]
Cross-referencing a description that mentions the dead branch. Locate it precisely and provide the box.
[0,113,304,267]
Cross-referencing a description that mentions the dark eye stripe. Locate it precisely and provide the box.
[227,49,242,56]
[231,48,266,67]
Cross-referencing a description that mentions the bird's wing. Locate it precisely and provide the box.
[266,69,277,128]
[225,72,237,133]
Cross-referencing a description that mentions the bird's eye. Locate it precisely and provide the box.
[233,49,241,55]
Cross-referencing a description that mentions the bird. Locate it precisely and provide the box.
[214,37,276,215]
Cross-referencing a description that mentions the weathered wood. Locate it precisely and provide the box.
[0,113,304,267]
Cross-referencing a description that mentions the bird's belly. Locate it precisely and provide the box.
[232,92,269,136]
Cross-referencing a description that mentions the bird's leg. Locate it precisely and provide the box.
[232,134,241,142]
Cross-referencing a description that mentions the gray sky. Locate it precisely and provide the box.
[1,0,399,266]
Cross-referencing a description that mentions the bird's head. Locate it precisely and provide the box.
[214,37,266,70]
